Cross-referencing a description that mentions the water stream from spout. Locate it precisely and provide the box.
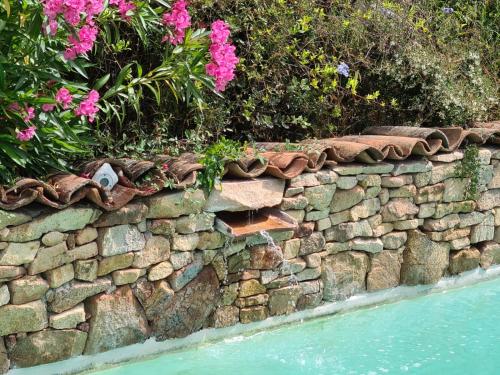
[259,230,298,286]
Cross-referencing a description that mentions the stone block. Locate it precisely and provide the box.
[0,207,101,242]
[284,187,304,197]
[400,230,449,285]
[325,220,372,242]
[336,177,357,190]
[212,306,240,328]
[132,236,170,268]
[175,212,215,234]
[9,329,87,368]
[0,209,31,230]
[422,214,460,232]
[381,198,418,222]
[0,300,48,335]
[367,250,402,291]
[443,178,468,202]
[41,231,66,247]
[97,252,134,276]
[322,252,369,301]
[381,175,413,188]
[0,266,25,283]
[146,189,206,218]
[415,183,444,204]
[75,227,98,246]
[113,269,144,285]
[147,219,176,236]
[477,189,500,211]
[27,242,68,275]
[240,306,268,324]
[239,279,266,297]
[305,184,336,210]
[167,253,204,291]
[330,186,365,213]
[151,266,220,339]
[479,242,500,268]
[299,232,326,255]
[382,232,407,250]
[392,160,431,175]
[449,248,480,274]
[97,225,145,257]
[205,178,284,212]
[350,238,383,253]
[44,264,74,288]
[74,259,98,281]
[49,278,112,313]
[268,285,302,316]
[350,198,380,221]
[0,241,39,266]
[93,203,148,227]
[49,303,86,329]
[85,286,150,354]
[148,261,174,281]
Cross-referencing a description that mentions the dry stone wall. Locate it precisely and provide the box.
[1,147,500,371]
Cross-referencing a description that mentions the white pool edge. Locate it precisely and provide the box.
[10,264,500,375]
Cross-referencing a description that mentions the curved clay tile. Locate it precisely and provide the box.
[154,153,203,188]
[362,126,450,149]
[303,139,385,164]
[260,151,309,179]
[223,150,269,178]
[341,135,442,159]
[0,179,58,210]
[256,142,332,172]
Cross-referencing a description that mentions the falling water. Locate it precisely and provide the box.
[259,230,299,286]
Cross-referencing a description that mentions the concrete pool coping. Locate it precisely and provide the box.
[10,264,500,375]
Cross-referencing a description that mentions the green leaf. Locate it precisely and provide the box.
[94,74,111,90]
[1,143,27,167]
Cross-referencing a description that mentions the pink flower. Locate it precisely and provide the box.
[55,87,73,109]
[162,0,191,45]
[210,20,230,44]
[110,0,136,21]
[75,90,100,122]
[64,25,98,60]
[23,107,36,123]
[205,20,238,92]
[16,126,37,142]
[42,104,56,112]
[48,19,59,35]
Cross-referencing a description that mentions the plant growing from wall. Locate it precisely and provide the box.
[197,137,246,192]
[455,144,481,200]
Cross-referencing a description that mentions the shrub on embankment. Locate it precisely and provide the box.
[0,0,498,182]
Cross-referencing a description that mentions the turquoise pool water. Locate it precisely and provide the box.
[95,277,500,375]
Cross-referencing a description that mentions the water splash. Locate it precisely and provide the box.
[259,230,298,286]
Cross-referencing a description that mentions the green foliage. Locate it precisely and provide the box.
[197,137,246,192]
[455,144,481,200]
[0,0,91,181]
[0,0,220,183]
[186,0,498,142]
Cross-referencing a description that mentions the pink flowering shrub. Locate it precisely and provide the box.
[206,20,239,92]
[162,0,191,45]
[0,0,237,182]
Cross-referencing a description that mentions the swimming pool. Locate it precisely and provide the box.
[91,276,500,375]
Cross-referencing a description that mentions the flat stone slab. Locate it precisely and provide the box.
[204,178,285,212]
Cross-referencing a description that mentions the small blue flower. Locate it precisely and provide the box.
[442,7,454,14]
[337,62,350,78]
[380,7,395,18]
